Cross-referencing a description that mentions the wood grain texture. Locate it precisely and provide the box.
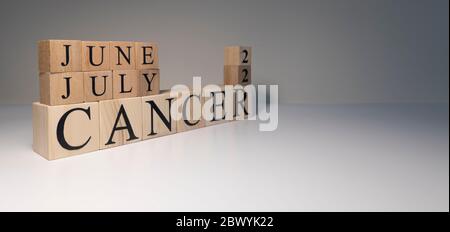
[142,92,176,140]
[224,65,251,85]
[139,69,160,96]
[203,85,234,126]
[112,70,139,99]
[38,40,82,73]
[39,72,84,106]
[84,71,113,102]
[110,41,136,70]
[135,42,159,69]
[232,85,253,120]
[32,102,100,160]
[224,46,252,65]
[82,41,110,71]
[99,97,142,149]
[173,89,205,133]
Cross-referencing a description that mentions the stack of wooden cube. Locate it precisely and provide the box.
[38,40,160,105]
[224,46,252,85]
[33,40,252,160]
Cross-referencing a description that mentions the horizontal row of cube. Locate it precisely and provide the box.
[33,88,250,160]
[38,40,253,73]
[40,69,159,106]
[38,40,159,73]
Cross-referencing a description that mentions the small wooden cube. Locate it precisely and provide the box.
[224,46,252,65]
[38,40,82,73]
[203,85,234,126]
[135,42,159,69]
[82,41,110,71]
[32,102,100,160]
[99,97,143,149]
[109,41,136,70]
[172,89,205,132]
[39,72,84,106]
[84,71,113,102]
[224,65,251,85]
[142,92,176,140]
[112,70,139,99]
[139,69,160,96]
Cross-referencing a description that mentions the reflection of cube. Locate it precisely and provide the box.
[38,40,82,73]
[39,72,84,106]
[224,65,251,85]
[224,46,252,65]
[32,102,100,160]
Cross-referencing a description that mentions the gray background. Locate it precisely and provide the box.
[0,0,448,104]
[0,0,448,212]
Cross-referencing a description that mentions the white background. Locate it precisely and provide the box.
[0,104,448,211]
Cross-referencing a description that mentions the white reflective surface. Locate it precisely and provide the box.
[0,104,448,211]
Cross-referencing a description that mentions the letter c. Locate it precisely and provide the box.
[56,107,92,150]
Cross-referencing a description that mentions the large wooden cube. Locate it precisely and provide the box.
[142,92,176,140]
[203,85,234,126]
[99,97,142,149]
[170,89,205,133]
[32,102,100,160]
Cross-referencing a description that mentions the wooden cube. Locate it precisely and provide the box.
[84,71,113,102]
[203,85,234,126]
[99,97,142,149]
[139,69,160,96]
[224,65,251,85]
[135,42,159,69]
[112,70,139,99]
[142,92,176,140]
[172,89,205,132]
[38,40,82,73]
[39,72,84,106]
[81,41,110,71]
[110,41,136,70]
[232,85,254,120]
[32,102,100,160]
[224,46,252,65]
